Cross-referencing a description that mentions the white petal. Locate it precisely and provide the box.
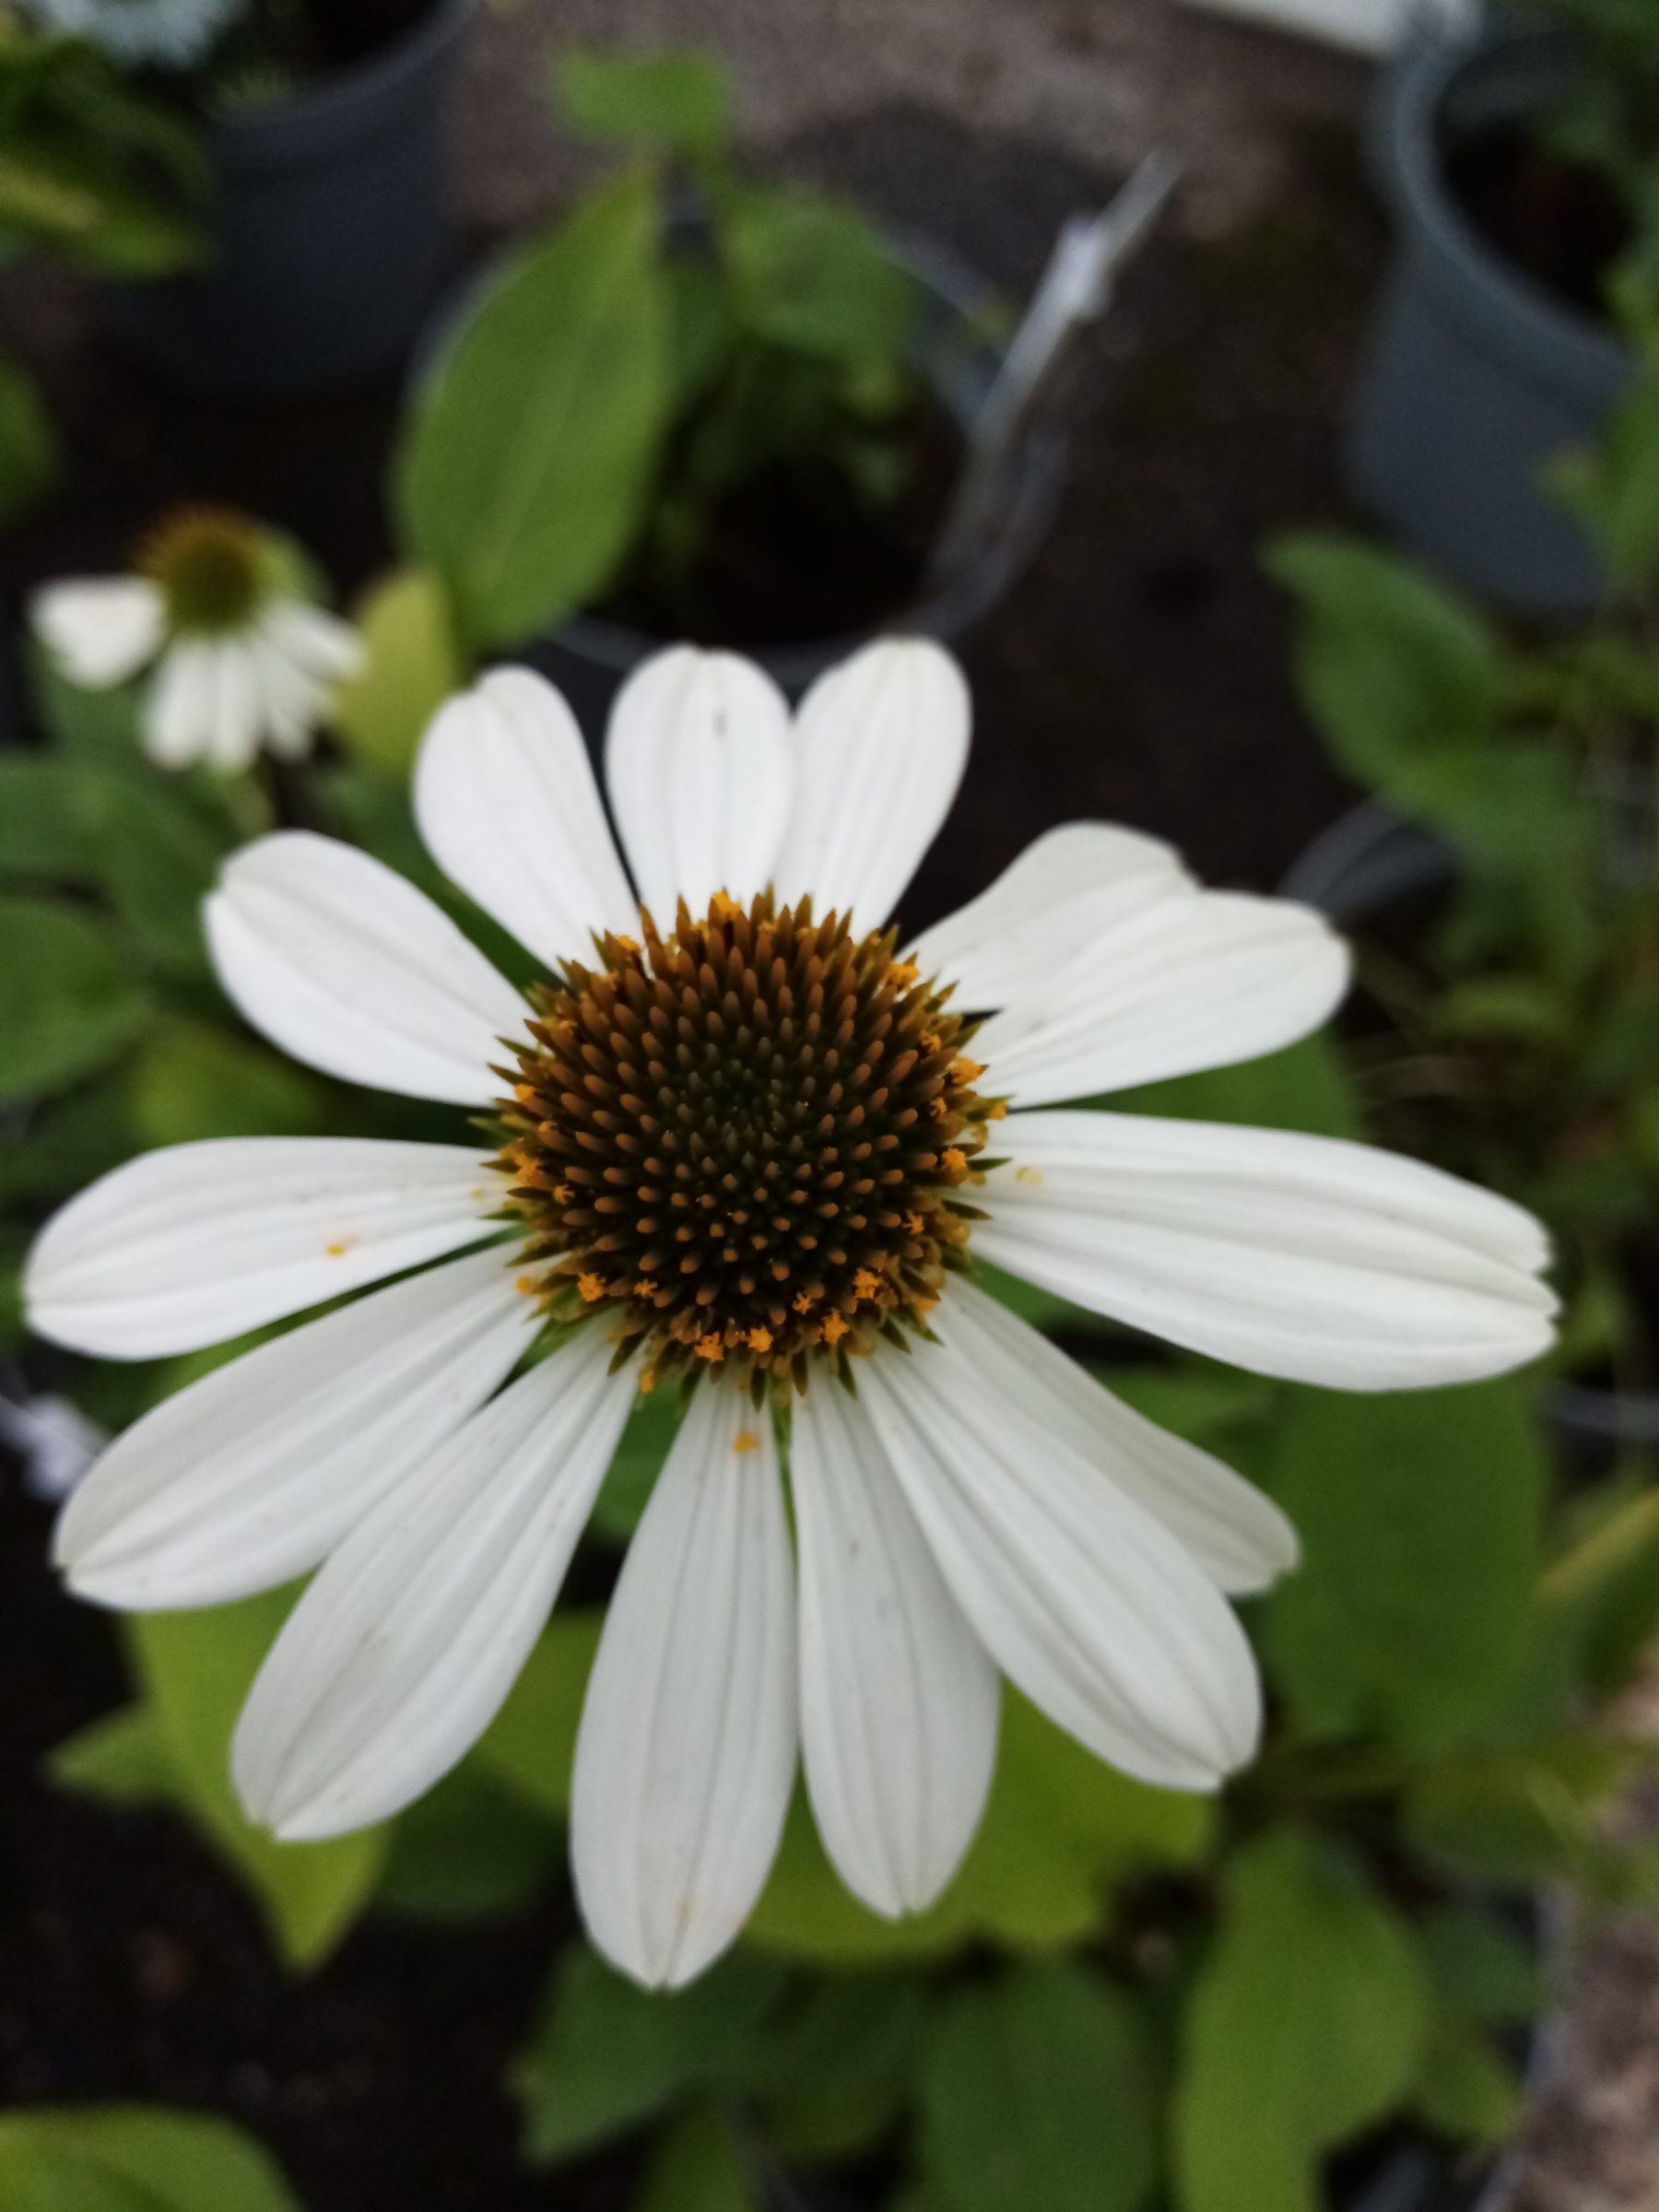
[979,1111,1558,1390]
[26,1135,500,1358]
[248,627,325,759]
[934,1279,1298,1594]
[571,1382,796,1989]
[907,822,1193,1013]
[261,599,366,683]
[32,577,164,688]
[604,646,794,922]
[55,1245,536,1608]
[143,640,217,768]
[206,639,263,773]
[862,1335,1262,1790]
[206,831,528,1104]
[976,892,1351,1107]
[771,640,971,932]
[415,667,638,971]
[235,1327,636,1839]
[792,1381,998,1916]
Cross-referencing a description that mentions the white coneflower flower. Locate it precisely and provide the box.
[16,0,243,67]
[31,507,363,773]
[25,641,1556,1989]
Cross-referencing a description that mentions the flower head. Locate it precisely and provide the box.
[24,640,1557,1989]
[16,0,243,67]
[31,505,363,772]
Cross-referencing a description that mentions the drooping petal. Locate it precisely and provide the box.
[205,831,528,1104]
[571,1382,796,1989]
[32,577,165,688]
[978,1111,1557,1390]
[605,646,794,922]
[415,666,638,971]
[26,1135,500,1358]
[262,599,365,684]
[933,1279,1298,1594]
[861,1334,1262,1791]
[792,1380,998,1916]
[907,821,1193,1013]
[143,640,217,768]
[234,1324,636,1840]
[206,638,264,773]
[54,1245,536,1608]
[975,891,1350,1107]
[770,639,971,933]
[248,625,325,759]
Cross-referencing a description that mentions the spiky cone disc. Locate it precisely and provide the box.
[494,890,1002,1396]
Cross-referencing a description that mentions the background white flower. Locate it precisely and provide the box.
[17,0,243,66]
[31,507,363,772]
[24,639,1556,1989]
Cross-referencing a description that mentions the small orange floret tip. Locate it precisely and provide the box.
[942,1147,969,1174]
[821,1311,851,1345]
[695,1334,726,1364]
[747,1327,773,1355]
[578,1273,606,1303]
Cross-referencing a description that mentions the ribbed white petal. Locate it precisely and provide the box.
[32,576,164,688]
[793,1382,998,1916]
[975,891,1351,1107]
[571,1383,796,1989]
[605,646,794,922]
[771,640,971,932]
[55,1245,535,1608]
[979,1111,1558,1389]
[26,1136,500,1358]
[143,640,217,768]
[263,599,365,684]
[935,1279,1297,1594]
[907,822,1193,1012]
[861,1336,1262,1790]
[206,831,528,1104]
[206,637,263,773]
[234,1327,636,1840]
[248,626,324,759]
[415,666,638,971]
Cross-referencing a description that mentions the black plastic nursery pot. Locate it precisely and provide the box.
[1282,798,1659,1458]
[513,233,1065,748]
[1346,24,1635,616]
[105,0,473,404]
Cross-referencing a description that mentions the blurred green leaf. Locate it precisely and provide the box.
[127,1020,327,1148]
[1172,1830,1430,2212]
[748,1973,927,2160]
[1417,1904,1546,2027]
[558,49,730,162]
[128,1593,387,1969]
[0,756,92,877]
[375,1761,558,1921]
[49,1705,171,1806]
[1263,1382,1546,1755]
[1109,1033,1361,1141]
[591,1387,679,1539]
[0,2107,300,2212]
[0,349,57,527]
[398,171,673,649]
[917,1961,1156,2212]
[475,1608,601,1818]
[1402,1736,1638,1885]
[333,568,463,775]
[0,894,149,1103]
[1551,357,1659,590]
[1408,2018,1524,2147]
[629,2109,760,2212]
[719,182,914,363]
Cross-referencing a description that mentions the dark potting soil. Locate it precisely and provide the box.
[0,96,1381,2212]
[1441,124,1631,324]
[255,0,443,80]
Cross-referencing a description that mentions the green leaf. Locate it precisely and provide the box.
[1417,1904,1545,2027]
[629,2109,761,2212]
[397,171,673,648]
[512,1944,786,2165]
[748,1973,927,2160]
[49,1705,171,1806]
[375,1761,558,1920]
[557,49,730,162]
[1408,2019,1523,2147]
[1108,1034,1361,1141]
[1550,356,1659,590]
[1172,1830,1430,2212]
[0,894,149,1103]
[719,182,914,363]
[917,1961,1156,2212]
[747,1685,1208,1964]
[591,1385,679,1539]
[128,1594,387,1969]
[1402,1737,1637,1885]
[78,773,228,980]
[127,1021,327,1148]
[1263,1382,1546,1755]
[0,2107,300,2212]
[0,756,93,878]
[332,568,465,774]
[0,349,57,527]
[475,1609,602,1818]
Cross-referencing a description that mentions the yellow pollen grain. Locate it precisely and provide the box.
[853,1267,883,1301]
[514,1084,537,1106]
[904,1211,925,1235]
[942,1147,969,1174]
[821,1311,850,1345]
[325,1238,354,1258]
[733,1429,760,1453]
[695,1334,726,1364]
[614,934,640,953]
[639,1368,656,1395]
[1015,1164,1044,1186]
[951,1058,985,1083]
[988,1100,1007,1120]
[634,1277,658,1299]
[915,1293,938,1314]
[926,1096,947,1119]
[554,1182,572,1203]
[793,1288,819,1313]
[746,1326,773,1355]
[712,890,741,921]
[515,1275,542,1297]
[891,960,919,986]
[919,1029,941,1053]
[578,1273,607,1302]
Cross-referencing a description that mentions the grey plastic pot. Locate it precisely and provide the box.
[507,232,1065,747]
[1346,23,1635,615]
[1283,797,1659,1455]
[105,0,472,403]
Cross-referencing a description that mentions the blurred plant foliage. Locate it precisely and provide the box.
[1526,0,1659,315]
[0,2102,301,2211]
[394,48,936,650]
[1270,335,1659,1395]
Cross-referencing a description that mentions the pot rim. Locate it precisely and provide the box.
[206,0,473,153]
[1376,22,1633,401]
